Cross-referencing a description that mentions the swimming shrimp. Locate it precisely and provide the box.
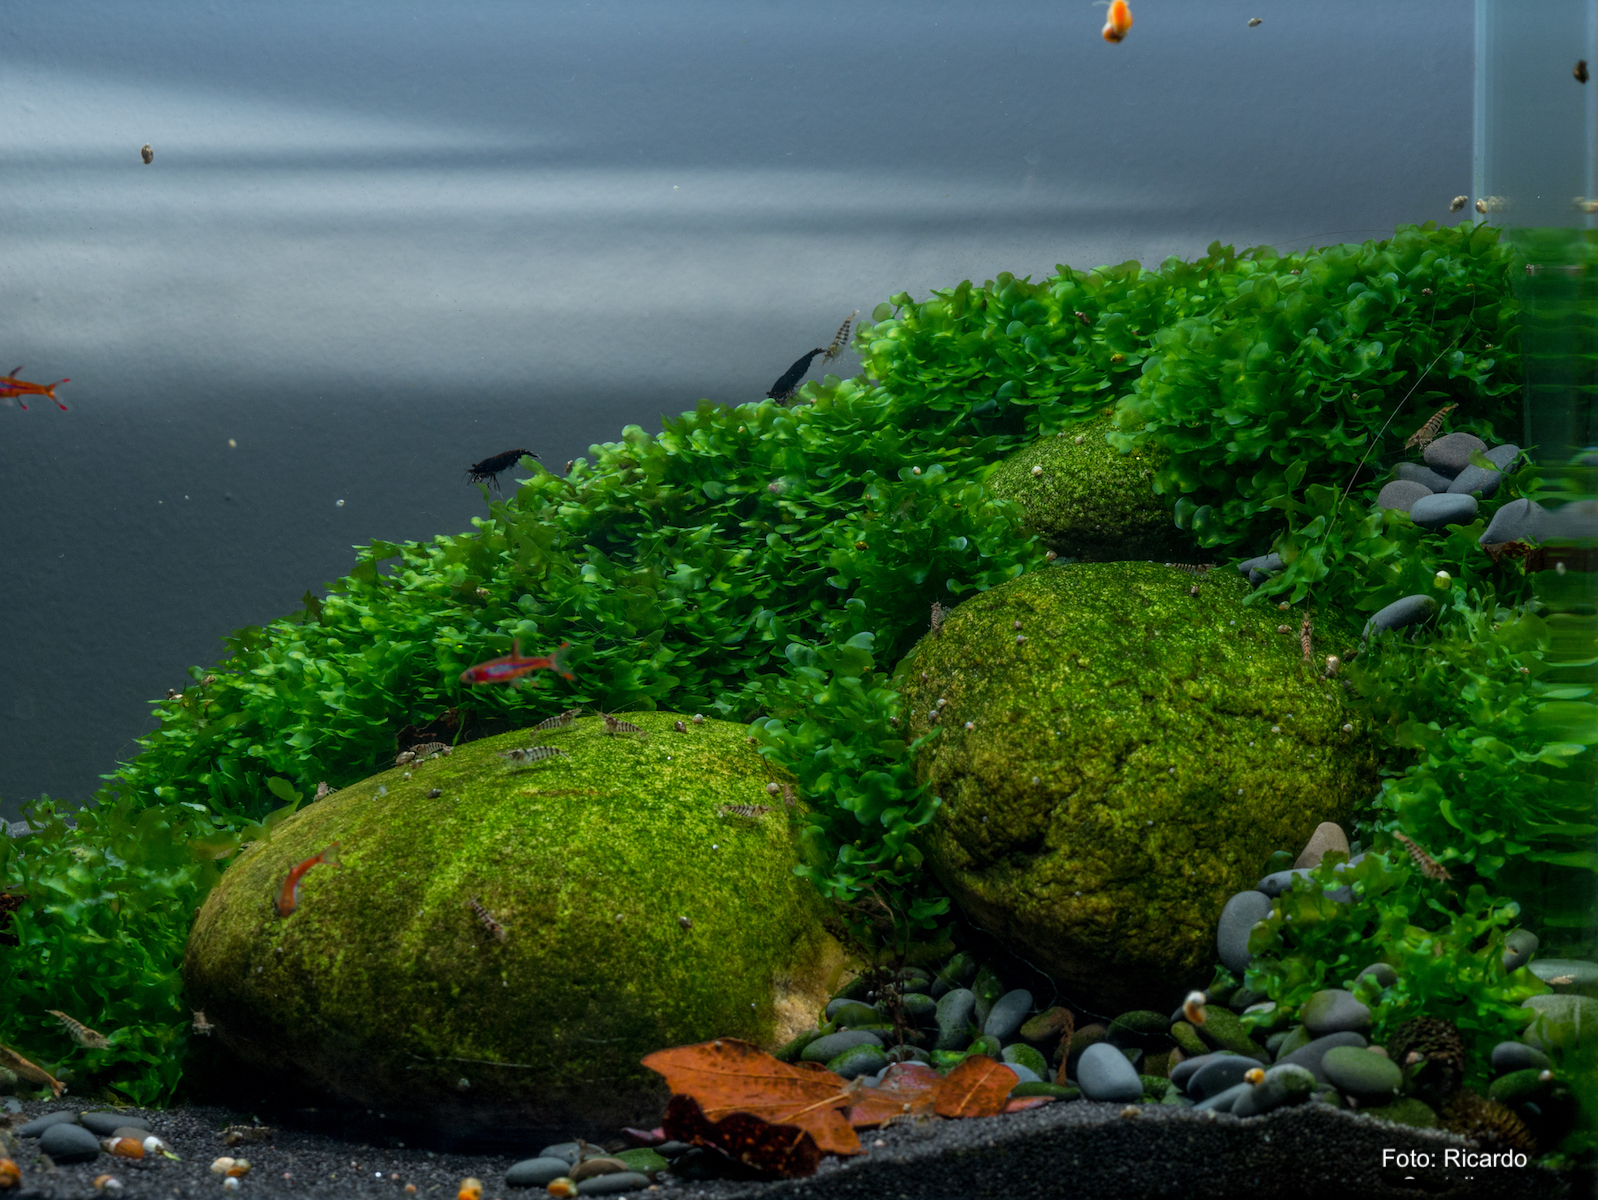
[0,367,69,411]
[822,312,858,365]
[465,448,539,492]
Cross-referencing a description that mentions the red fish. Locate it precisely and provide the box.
[459,640,575,686]
[0,367,69,411]
[1101,0,1133,42]
[276,842,341,917]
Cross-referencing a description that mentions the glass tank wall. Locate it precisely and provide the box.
[1,2,1595,1195]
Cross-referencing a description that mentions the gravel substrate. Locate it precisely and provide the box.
[2,1093,1580,1200]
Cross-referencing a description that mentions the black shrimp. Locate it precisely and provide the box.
[466,448,539,491]
[766,348,826,404]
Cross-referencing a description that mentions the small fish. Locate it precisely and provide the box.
[601,713,649,738]
[822,312,858,364]
[0,367,69,411]
[497,745,570,764]
[46,1010,110,1049]
[1548,974,1577,986]
[465,448,539,492]
[1404,402,1456,451]
[467,897,508,943]
[766,348,826,403]
[530,707,582,733]
[275,843,342,917]
[1101,0,1133,43]
[191,1010,214,1036]
[0,1043,66,1098]
[410,741,451,760]
[930,601,947,637]
[459,639,575,686]
[140,143,153,164]
[718,804,773,819]
[1300,616,1314,663]
[1577,60,1590,84]
[1450,194,1468,213]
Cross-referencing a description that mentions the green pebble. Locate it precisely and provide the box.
[830,1001,881,1026]
[928,1049,969,1072]
[1002,1044,1048,1076]
[833,974,873,1003]
[1274,1024,1311,1061]
[1138,1075,1172,1099]
[615,1149,669,1176]
[1321,1045,1401,1102]
[1195,1006,1268,1060]
[899,993,938,1023]
[1170,1020,1208,1057]
[1019,1006,1074,1048]
[1362,1098,1438,1129]
[968,1034,1002,1059]
[1488,1068,1552,1106]
[1010,1081,1078,1100]
[774,1029,823,1063]
[1108,1010,1175,1049]
[1143,1051,1172,1079]
[935,952,977,990]
[972,965,1005,1026]
[1264,850,1295,874]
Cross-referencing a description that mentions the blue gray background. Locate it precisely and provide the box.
[1,0,1475,819]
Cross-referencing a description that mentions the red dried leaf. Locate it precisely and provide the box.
[663,1094,822,1178]
[933,1056,1017,1118]
[845,1061,941,1128]
[642,1038,860,1156]
[1004,1096,1056,1113]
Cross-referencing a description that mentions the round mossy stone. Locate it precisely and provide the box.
[1002,1043,1049,1077]
[1170,1020,1208,1057]
[182,714,846,1142]
[897,562,1378,1014]
[1108,1010,1176,1050]
[1194,1006,1268,1061]
[987,416,1192,562]
[1321,1045,1402,1103]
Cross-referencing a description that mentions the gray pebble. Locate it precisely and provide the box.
[1504,928,1539,972]
[1256,868,1310,898]
[1301,990,1371,1037]
[39,1121,101,1163]
[828,1042,889,1080]
[1193,1081,1250,1113]
[1480,498,1547,547]
[1448,444,1520,498]
[1491,1041,1553,1073]
[1232,1063,1317,1117]
[1004,1062,1043,1085]
[984,989,1033,1041]
[1217,890,1274,974]
[1321,1045,1401,1102]
[1074,1041,1144,1102]
[1237,553,1284,577]
[1423,431,1487,475]
[1377,480,1432,512]
[1529,958,1598,989]
[934,988,977,1051]
[80,1112,152,1137]
[16,1111,78,1137]
[1170,1052,1229,1090]
[539,1142,583,1166]
[507,1157,581,1187]
[1275,1031,1369,1082]
[1394,462,1456,493]
[1356,963,1398,989]
[1363,594,1437,640]
[1409,491,1478,530]
[1186,1055,1257,1100]
[802,1029,883,1062]
[577,1172,653,1195]
[826,998,879,1023]
[883,1045,930,1064]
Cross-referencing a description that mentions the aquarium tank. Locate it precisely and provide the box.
[1,2,1595,1197]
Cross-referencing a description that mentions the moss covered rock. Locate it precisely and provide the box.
[894,561,1380,1013]
[183,713,846,1141]
[986,415,1191,562]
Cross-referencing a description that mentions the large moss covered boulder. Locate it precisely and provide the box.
[987,415,1192,562]
[893,562,1380,1012]
[183,713,846,1141]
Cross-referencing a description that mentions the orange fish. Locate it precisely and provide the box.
[275,843,341,917]
[459,639,575,686]
[0,367,69,411]
[1102,0,1133,42]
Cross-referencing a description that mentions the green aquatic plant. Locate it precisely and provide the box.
[1243,850,1546,1088]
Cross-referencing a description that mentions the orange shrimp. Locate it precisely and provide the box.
[0,367,69,411]
[1102,0,1133,43]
